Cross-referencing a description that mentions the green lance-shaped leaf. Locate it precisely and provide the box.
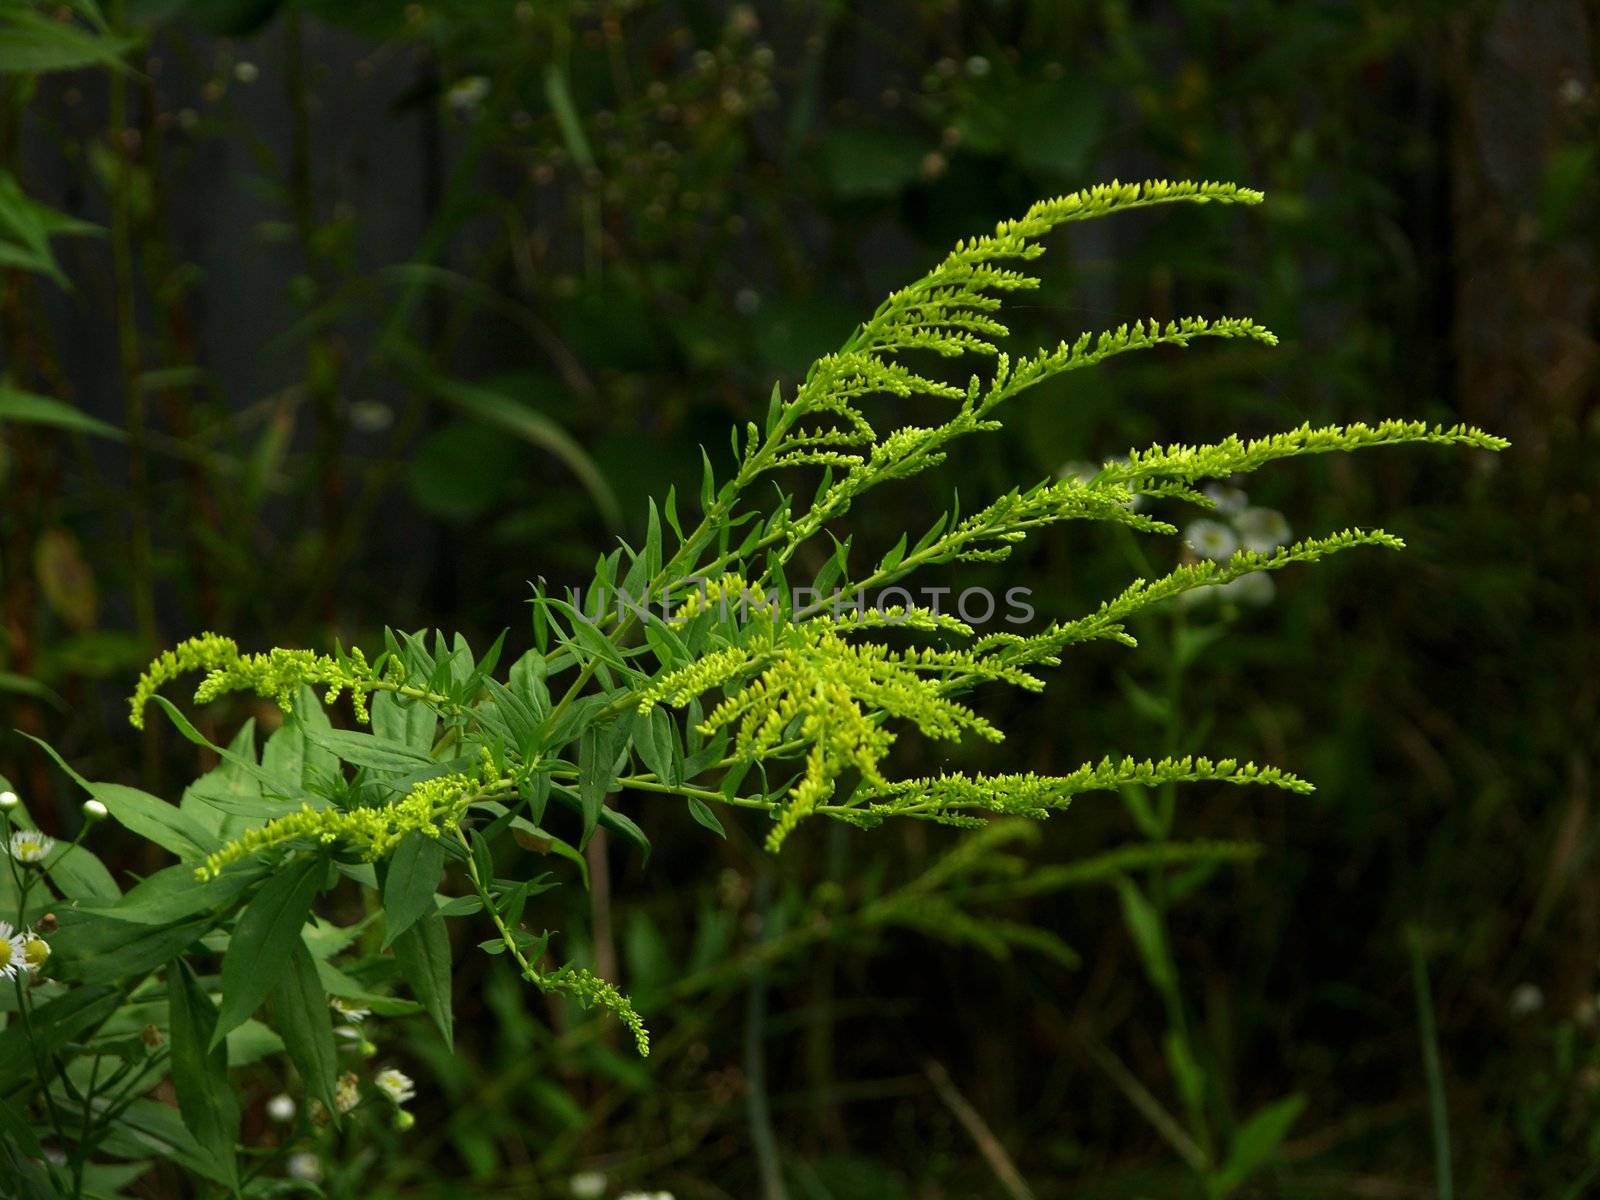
[267,938,341,1119]
[0,386,122,438]
[212,853,326,1047]
[168,959,241,1194]
[395,908,454,1049]
[381,831,447,947]
[1211,1093,1306,1196]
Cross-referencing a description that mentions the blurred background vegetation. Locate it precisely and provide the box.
[1,0,1596,1196]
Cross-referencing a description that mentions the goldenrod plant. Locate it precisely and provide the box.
[3,181,1503,1197]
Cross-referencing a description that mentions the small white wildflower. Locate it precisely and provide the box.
[233,61,259,84]
[266,1094,296,1122]
[1184,519,1238,561]
[334,1072,360,1114]
[330,996,371,1024]
[1234,507,1292,553]
[335,1024,363,1041]
[83,799,108,822]
[447,75,490,112]
[9,829,54,864]
[617,1193,675,1200]
[0,790,18,810]
[0,922,26,981]
[351,400,394,432]
[286,1152,322,1182]
[1202,482,1248,513]
[374,1067,415,1105]
[1510,982,1545,1018]
[569,1171,608,1200]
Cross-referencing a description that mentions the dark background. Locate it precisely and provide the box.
[2,1,1596,1196]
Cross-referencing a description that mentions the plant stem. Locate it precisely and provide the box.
[108,0,156,656]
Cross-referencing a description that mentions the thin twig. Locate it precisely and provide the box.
[923,1058,1036,1200]
[1078,1031,1209,1173]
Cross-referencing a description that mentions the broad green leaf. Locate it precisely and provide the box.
[577,723,612,847]
[167,959,240,1193]
[371,689,438,753]
[213,854,325,1045]
[0,1094,42,1159]
[88,781,218,860]
[94,1097,230,1186]
[0,986,117,1092]
[633,706,680,786]
[0,13,133,73]
[87,861,261,925]
[225,1017,284,1067]
[183,720,289,836]
[302,726,434,773]
[267,938,340,1118]
[313,956,423,1016]
[394,909,453,1049]
[150,696,299,794]
[52,910,211,982]
[381,831,446,947]
[44,841,120,903]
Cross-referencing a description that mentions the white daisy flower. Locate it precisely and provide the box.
[266,1094,296,1122]
[330,997,371,1023]
[1235,507,1292,553]
[374,1067,415,1105]
[0,922,26,981]
[1184,519,1238,561]
[21,934,49,973]
[9,829,54,864]
[286,1152,323,1182]
[1202,482,1248,514]
[569,1172,608,1200]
